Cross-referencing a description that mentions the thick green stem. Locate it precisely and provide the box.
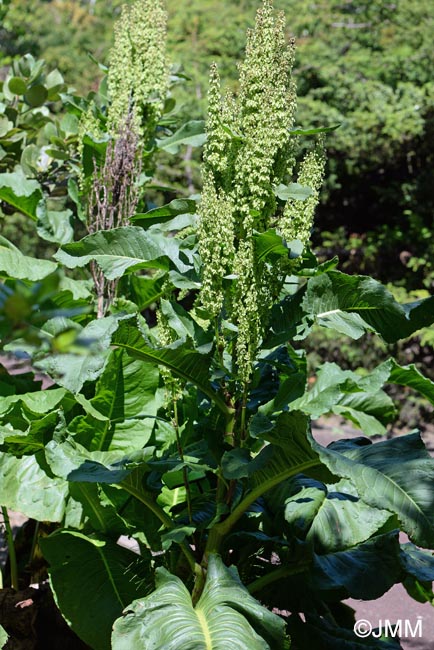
[247,563,310,595]
[1,507,18,591]
[173,399,193,524]
[224,406,236,446]
[120,480,197,573]
[204,458,321,557]
[239,386,248,446]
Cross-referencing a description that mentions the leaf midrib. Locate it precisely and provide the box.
[336,453,433,540]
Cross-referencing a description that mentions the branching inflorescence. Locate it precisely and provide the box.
[107,0,169,142]
[198,0,326,383]
[80,0,169,316]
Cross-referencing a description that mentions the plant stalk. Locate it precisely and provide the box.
[205,457,321,557]
[1,506,19,591]
[120,479,198,573]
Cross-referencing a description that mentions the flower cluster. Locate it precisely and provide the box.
[107,0,169,142]
[198,0,325,383]
[281,139,326,247]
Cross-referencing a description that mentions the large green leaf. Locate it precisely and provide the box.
[0,387,66,416]
[45,436,153,483]
[37,208,74,244]
[35,314,123,393]
[215,412,333,538]
[129,273,167,310]
[69,349,163,453]
[312,433,434,548]
[131,198,197,228]
[112,554,288,650]
[253,230,303,264]
[0,168,43,220]
[112,318,229,414]
[311,533,402,600]
[55,226,192,279]
[156,120,206,154]
[0,240,57,281]
[0,451,68,521]
[385,358,434,405]
[289,362,395,435]
[302,271,434,342]
[264,287,307,347]
[41,530,152,650]
[279,477,391,553]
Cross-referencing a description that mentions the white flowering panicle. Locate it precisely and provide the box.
[198,0,325,383]
[107,0,169,141]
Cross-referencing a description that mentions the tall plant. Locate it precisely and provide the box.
[1,1,434,649]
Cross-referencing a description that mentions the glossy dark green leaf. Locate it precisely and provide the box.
[41,530,152,650]
[254,229,303,264]
[312,533,401,599]
[400,542,434,582]
[312,433,434,547]
[112,318,228,414]
[279,477,391,552]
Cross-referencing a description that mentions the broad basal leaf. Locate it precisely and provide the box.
[41,530,152,650]
[278,477,391,553]
[312,533,401,600]
[312,433,434,548]
[112,554,288,650]
[46,436,153,483]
